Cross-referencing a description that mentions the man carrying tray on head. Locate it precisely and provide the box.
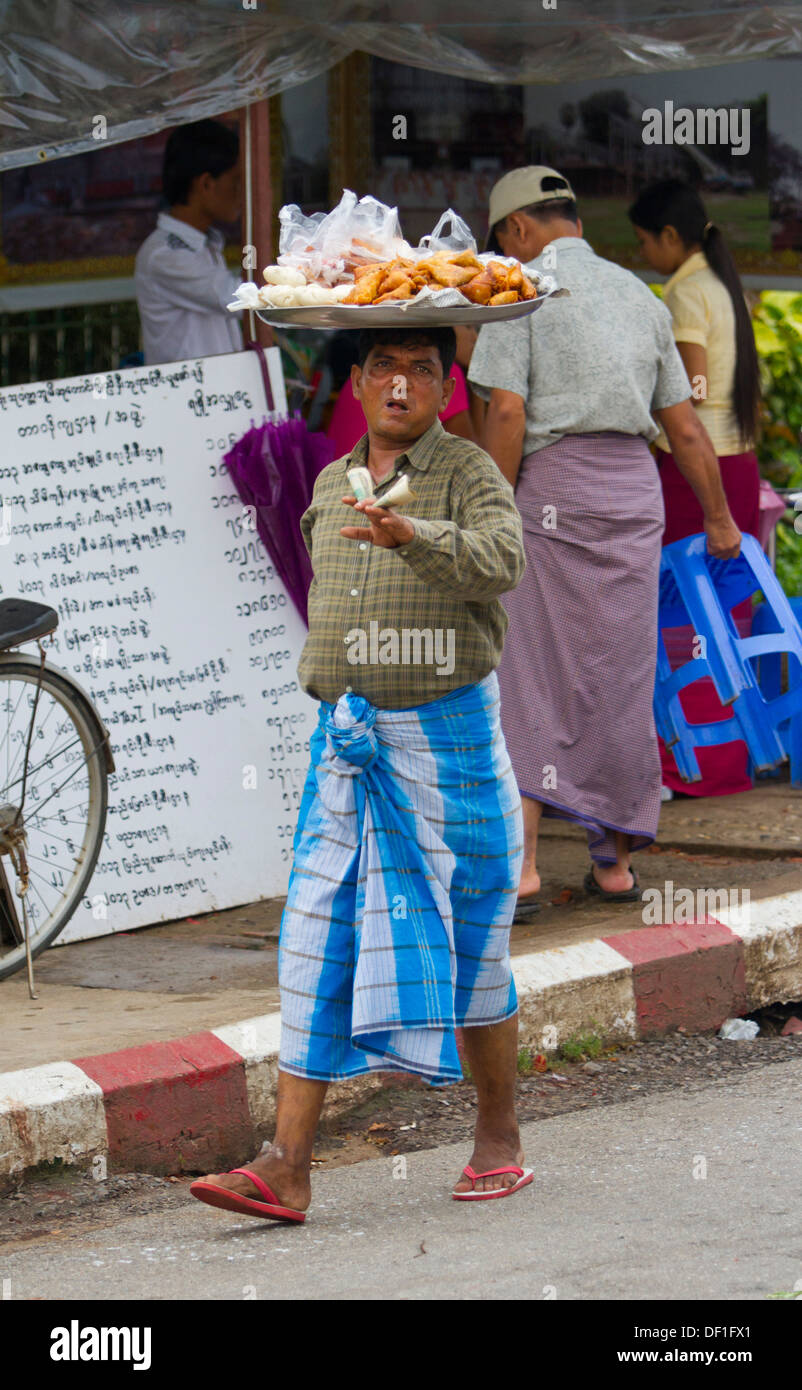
[191,325,533,1222]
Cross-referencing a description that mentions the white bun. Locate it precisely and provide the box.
[295,283,344,305]
[257,280,357,307]
[263,265,307,286]
[258,283,297,306]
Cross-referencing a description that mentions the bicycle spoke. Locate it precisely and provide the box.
[1,676,28,742]
[2,733,86,797]
[20,694,60,764]
[25,789,89,817]
[3,711,72,796]
[27,866,72,902]
[26,696,61,760]
[24,850,82,876]
[26,795,90,824]
[8,689,57,788]
[22,744,104,822]
[26,822,90,840]
[0,662,107,975]
[24,873,54,928]
[1,680,31,794]
[9,824,80,849]
[28,793,90,819]
[22,718,78,789]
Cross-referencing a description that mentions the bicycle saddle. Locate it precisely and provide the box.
[0,599,59,651]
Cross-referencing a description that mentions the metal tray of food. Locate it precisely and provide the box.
[254,291,565,330]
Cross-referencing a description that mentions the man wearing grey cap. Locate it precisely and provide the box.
[468,166,741,915]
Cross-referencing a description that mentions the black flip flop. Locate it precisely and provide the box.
[583,868,641,902]
[513,896,541,923]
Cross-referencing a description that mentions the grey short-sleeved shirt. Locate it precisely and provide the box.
[468,237,691,456]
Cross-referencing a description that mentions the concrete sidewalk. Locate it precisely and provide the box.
[2,784,801,1182]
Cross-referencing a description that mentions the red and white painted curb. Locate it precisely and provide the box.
[2,888,801,1181]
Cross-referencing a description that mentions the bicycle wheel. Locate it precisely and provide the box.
[0,658,109,980]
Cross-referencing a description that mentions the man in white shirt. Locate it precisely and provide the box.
[135,120,243,365]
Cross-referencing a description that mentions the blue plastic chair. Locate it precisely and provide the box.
[751,596,802,698]
[654,534,802,785]
[751,595,802,783]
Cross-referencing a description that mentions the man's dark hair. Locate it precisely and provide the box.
[496,197,578,234]
[162,120,240,206]
[488,197,578,252]
[356,327,456,377]
[325,330,361,390]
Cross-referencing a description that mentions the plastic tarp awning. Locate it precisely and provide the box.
[1,0,802,169]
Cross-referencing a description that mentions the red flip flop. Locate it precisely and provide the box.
[189,1167,306,1223]
[452,1164,534,1201]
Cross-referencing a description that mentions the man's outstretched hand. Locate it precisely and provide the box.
[340,495,415,550]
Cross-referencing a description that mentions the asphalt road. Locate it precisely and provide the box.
[2,1056,801,1301]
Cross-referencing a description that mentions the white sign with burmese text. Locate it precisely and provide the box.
[0,349,315,942]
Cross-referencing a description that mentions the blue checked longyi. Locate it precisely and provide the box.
[278,671,524,1086]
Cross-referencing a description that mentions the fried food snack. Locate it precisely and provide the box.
[459,269,494,304]
[423,255,479,289]
[346,266,386,304]
[342,249,540,306]
[373,282,416,303]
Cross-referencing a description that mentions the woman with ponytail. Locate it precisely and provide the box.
[629,179,761,797]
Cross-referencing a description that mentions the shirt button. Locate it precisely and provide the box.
[345,685,353,693]
[358,542,368,551]
[350,588,359,596]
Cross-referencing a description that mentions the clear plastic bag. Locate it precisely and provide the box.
[416,209,477,257]
[278,189,410,285]
[406,207,554,307]
[260,190,559,314]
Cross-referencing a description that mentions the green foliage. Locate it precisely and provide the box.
[754,292,802,596]
[754,292,802,490]
[557,1029,603,1063]
[774,519,802,598]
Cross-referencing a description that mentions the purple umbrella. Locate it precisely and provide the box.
[223,343,335,626]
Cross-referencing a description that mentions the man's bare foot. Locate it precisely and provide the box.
[452,1125,526,1195]
[517,868,541,899]
[591,862,635,894]
[196,1144,311,1212]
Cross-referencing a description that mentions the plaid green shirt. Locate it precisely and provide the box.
[298,418,525,709]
